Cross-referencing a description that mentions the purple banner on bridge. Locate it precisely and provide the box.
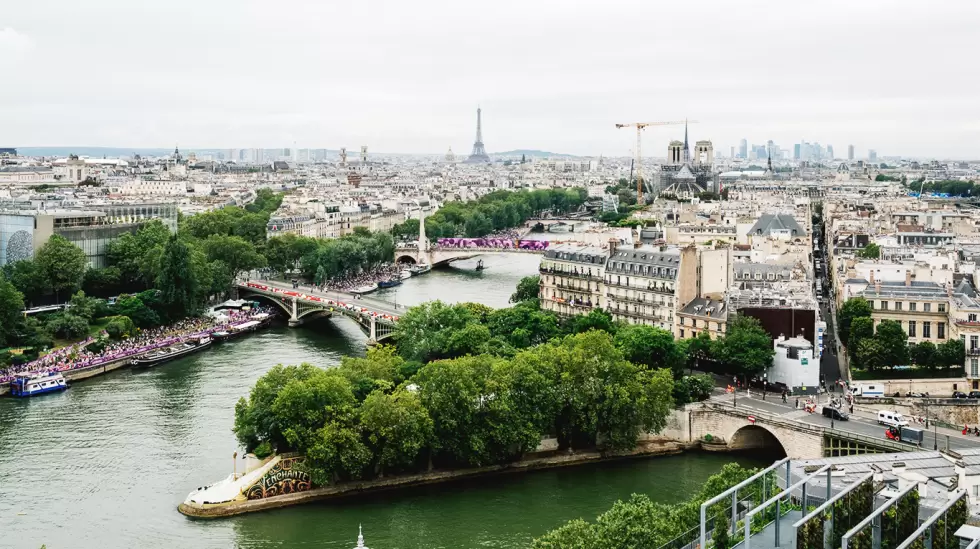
[436,238,549,250]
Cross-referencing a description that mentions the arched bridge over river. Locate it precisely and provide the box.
[236,282,397,343]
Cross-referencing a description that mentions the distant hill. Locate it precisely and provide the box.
[492,149,581,159]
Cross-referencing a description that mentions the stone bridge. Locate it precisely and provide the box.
[394,245,545,266]
[236,283,396,343]
[675,404,912,459]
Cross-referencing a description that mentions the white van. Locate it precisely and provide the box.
[851,384,884,398]
[877,411,909,428]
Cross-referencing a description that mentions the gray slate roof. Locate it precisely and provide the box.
[749,214,805,237]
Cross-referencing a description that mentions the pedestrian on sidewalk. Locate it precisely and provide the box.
[795,398,799,409]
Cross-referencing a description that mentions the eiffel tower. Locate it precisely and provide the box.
[466,107,491,163]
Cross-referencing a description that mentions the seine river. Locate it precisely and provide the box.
[0,253,765,549]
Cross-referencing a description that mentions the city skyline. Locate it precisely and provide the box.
[2,0,978,158]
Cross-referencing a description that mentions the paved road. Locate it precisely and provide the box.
[249,279,405,319]
[710,389,980,451]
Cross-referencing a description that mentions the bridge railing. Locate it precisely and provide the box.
[239,283,398,325]
[701,403,915,453]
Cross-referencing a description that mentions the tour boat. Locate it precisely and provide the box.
[351,283,379,295]
[212,313,273,342]
[132,335,213,368]
[548,222,573,233]
[10,372,69,397]
[377,279,402,289]
[410,263,432,275]
[400,269,413,280]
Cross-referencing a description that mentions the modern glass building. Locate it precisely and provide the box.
[0,203,178,268]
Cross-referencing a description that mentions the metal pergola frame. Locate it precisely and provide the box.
[840,482,918,549]
[742,464,833,549]
[700,458,791,549]
[894,490,968,549]
[792,471,875,549]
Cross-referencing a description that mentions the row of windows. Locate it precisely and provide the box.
[608,262,676,278]
[679,317,724,331]
[606,276,674,292]
[735,271,788,281]
[877,300,945,313]
[900,320,946,339]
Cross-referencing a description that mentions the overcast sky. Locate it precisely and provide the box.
[2,0,978,159]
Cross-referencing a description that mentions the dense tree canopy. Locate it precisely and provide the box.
[35,234,87,300]
[391,189,587,241]
[838,297,872,349]
[532,463,759,549]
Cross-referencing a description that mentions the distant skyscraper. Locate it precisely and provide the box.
[827,145,834,159]
[868,149,878,163]
[466,108,491,163]
[730,146,735,158]
[793,144,801,160]
[847,145,855,161]
[738,139,748,159]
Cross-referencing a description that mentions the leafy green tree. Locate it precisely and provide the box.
[113,295,161,328]
[0,274,25,347]
[485,301,559,349]
[304,419,372,485]
[202,234,267,279]
[414,354,496,466]
[82,266,123,298]
[360,388,433,476]
[46,313,89,340]
[674,373,715,404]
[517,331,673,451]
[156,234,198,321]
[233,363,327,452]
[105,315,137,339]
[105,220,170,291]
[463,212,493,237]
[875,319,909,367]
[2,260,49,306]
[713,508,731,549]
[509,275,540,303]
[531,519,598,549]
[35,235,87,300]
[273,369,357,452]
[856,243,881,259]
[838,297,873,348]
[714,316,774,377]
[391,301,477,362]
[68,290,99,320]
[447,323,491,357]
[566,308,615,335]
[614,324,684,376]
[911,341,938,370]
[848,316,875,362]
[684,331,715,372]
[856,338,886,371]
[938,339,965,369]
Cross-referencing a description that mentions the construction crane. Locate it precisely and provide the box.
[615,120,698,203]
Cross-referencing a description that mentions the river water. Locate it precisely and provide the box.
[0,255,766,549]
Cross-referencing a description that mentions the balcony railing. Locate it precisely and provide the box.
[967,347,980,356]
[539,268,603,282]
[547,297,597,309]
[553,284,594,295]
[610,308,667,323]
[606,292,669,307]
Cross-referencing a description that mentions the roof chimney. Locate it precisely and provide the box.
[875,279,881,295]
[870,269,876,284]
[608,238,618,255]
[634,241,642,249]
[905,270,912,288]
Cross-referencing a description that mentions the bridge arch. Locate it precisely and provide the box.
[241,292,331,324]
[728,425,787,458]
[395,254,418,265]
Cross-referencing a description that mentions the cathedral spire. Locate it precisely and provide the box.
[682,119,690,163]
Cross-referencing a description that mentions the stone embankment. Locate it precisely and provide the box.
[178,439,694,518]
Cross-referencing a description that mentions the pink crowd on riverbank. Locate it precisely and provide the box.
[0,308,271,385]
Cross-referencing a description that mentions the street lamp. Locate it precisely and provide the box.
[733,376,737,408]
[762,373,768,401]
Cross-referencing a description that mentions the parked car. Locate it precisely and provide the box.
[953,391,968,399]
[822,406,849,421]
[969,391,980,399]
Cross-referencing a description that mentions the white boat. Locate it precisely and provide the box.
[410,263,432,275]
[10,372,69,397]
[400,269,412,280]
[351,283,379,295]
